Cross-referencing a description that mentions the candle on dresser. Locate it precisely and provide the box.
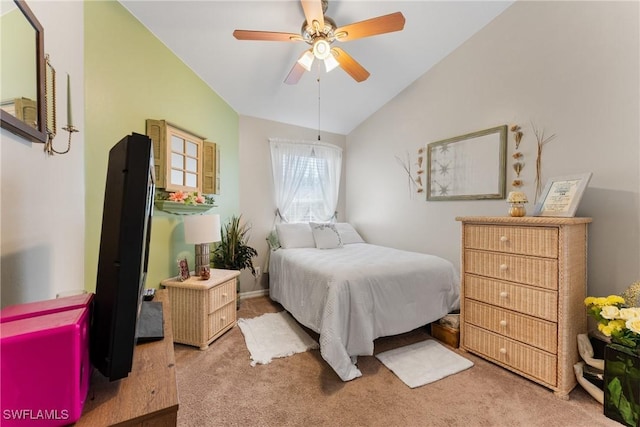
[67,73,73,127]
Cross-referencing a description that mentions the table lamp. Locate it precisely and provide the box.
[183,214,221,278]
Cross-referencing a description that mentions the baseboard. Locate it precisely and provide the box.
[239,289,268,300]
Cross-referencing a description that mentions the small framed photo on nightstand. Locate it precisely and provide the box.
[177,258,190,281]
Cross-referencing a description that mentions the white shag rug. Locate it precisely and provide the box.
[376,339,474,388]
[237,311,319,366]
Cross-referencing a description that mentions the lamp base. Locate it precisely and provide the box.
[194,243,210,277]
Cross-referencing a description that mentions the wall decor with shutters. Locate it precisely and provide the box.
[146,119,219,195]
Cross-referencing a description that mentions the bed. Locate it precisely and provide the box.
[268,222,460,381]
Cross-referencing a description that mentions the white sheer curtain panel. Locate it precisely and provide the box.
[269,138,342,223]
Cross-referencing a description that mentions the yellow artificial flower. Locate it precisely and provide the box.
[604,295,625,306]
[598,322,613,336]
[608,319,626,332]
[595,297,609,307]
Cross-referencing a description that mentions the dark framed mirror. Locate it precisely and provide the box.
[0,0,47,144]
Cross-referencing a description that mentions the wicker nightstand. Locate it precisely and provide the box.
[161,269,240,350]
[456,216,591,399]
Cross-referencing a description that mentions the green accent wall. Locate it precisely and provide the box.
[84,1,239,290]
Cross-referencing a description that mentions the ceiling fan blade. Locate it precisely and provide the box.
[334,12,406,42]
[332,47,370,83]
[284,61,307,85]
[233,30,302,42]
[301,0,324,34]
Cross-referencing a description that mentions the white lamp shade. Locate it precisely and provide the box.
[297,50,315,71]
[184,214,221,244]
[324,54,339,72]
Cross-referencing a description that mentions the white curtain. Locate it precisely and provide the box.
[269,138,342,223]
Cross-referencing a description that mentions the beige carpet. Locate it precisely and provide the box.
[173,296,619,427]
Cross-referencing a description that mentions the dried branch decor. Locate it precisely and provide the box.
[395,152,420,198]
[532,123,556,203]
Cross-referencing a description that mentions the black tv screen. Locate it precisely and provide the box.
[90,132,155,381]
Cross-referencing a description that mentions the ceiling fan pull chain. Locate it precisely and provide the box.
[317,71,321,141]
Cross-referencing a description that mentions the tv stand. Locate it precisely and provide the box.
[76,290,178,425]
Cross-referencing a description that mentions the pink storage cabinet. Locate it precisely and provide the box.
[1,303,91,426]
[0,293,93,323]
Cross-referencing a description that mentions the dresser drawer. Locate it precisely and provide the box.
[208,301,236,338]
[208,279,236,312]
[465,250,558,290]
[464,225,558,258]
[463,324,557,386]
[464,300,557,353]
[464,275,558,321]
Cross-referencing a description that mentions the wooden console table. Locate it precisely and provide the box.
[76,289,178,426]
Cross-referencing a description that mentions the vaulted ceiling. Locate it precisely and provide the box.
[120,1,513,135]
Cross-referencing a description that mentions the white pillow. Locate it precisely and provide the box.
[310,222,343,249]
[275,223,315,248]
[334,223,365,244]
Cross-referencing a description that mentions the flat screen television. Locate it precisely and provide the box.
[90,132,158,381]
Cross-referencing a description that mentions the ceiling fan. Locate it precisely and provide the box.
[233,0,405,84]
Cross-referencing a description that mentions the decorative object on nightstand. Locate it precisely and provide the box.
[457,216,592,399]
[177,258,190,282]
[161,269,240,350]
[184,214,221,278]
[507,191,528,217]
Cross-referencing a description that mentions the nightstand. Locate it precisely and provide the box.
[161,269,240,350]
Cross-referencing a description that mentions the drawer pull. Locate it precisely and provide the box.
[220,316,226,321]
[499,291,508,298]
[222,293,228,298]
[499,320,507,327]
[499,348,507,354]
[500,236,508,242]
[499,264,508,271]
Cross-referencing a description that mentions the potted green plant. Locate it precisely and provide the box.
[211,215,258,309]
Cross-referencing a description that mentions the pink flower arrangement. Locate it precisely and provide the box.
[167,191,206,205]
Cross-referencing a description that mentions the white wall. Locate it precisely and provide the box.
[1,1,85,307]
[346,1,639,296]
[238,115,347,294]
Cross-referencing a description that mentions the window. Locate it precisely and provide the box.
[270,138,342,223]
[145,119,218,194]
[169,131,201,191]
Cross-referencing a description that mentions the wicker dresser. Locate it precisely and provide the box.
[456,216,591,399]
[161,269,240,350]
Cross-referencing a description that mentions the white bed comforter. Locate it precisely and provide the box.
[269,243,460,381]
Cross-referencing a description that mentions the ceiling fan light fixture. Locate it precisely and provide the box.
[297,50,315,71]
[312,39,331,60]
[324,53,339,72]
